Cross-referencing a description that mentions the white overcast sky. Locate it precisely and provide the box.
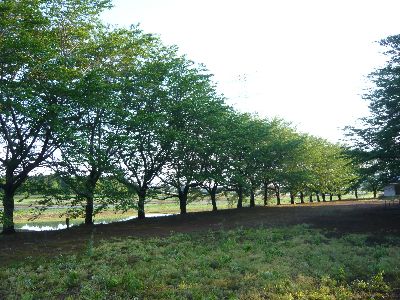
[102,0,400,142]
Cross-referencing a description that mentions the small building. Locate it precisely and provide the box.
[384,183,400,197]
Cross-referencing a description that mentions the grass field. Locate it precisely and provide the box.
[1,223,398,299]
[1,200,400,299]
[4,192,399,299]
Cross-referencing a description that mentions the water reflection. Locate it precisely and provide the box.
[19,213,173,232]
[21,223,73,231]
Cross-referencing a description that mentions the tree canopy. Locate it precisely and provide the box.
[347,34,400,187]
[0,0,113,233]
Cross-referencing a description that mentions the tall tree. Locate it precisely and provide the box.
[242,118,272,208]
[224,113,252,208]
[259,121,303,205]
[347,34,400,181]
[113,46,186,219]
[199,107,235,211]
[0,0,111,233]
[274,130,308,205]
[159,59,225,215]
[53,27,155,225]
[225,113,269,208]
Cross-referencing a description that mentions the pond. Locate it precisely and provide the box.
[1,213,173,232]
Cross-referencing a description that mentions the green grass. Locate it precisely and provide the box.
[1,224,399,299]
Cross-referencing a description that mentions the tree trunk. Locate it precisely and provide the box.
[316,192,320,202]
[2,188,16,234]
[373,189,377,199]
[179,195,187,214]
[178,188,188,215]
[250,189,255,208]
[338,194,342,200]
[309,193,313,203]
[179,191,187,215]
[137,189,146,219]
[355,189,358,199]
[329,193,333,201]
[300,192,304,204]
[275,185,281,205]
[84,169,101,225]
[290,192,295,205]
[322,193,326,202]
[263,182,268,206]
[237,186,243,208]
[84,195,94,225]
[211,185,218,211]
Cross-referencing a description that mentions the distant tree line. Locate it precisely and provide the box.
[0,0,376,234]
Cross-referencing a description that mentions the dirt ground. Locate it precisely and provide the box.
[1,200,400,265]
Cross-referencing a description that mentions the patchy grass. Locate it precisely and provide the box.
[1,224,399,299]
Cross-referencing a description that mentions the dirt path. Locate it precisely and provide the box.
[1,200,399,265]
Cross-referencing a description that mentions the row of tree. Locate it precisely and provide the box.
[21,116,360,216]
[0,0,365,234]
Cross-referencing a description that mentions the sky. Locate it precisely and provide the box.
[102,0,400,143]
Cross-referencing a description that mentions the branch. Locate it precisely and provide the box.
[10,108,24,150]
[0,113,15,156]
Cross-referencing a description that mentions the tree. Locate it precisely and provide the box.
[241,117,272,208]
[347,34,400,181]
[159,59,225,215]
[52,27,155,225]
[224,113,270,208]
[199,107,235,211]
[259,121,304,205]
[0,0,111,233]
[113,46,189,219]
[322,144,358,200]
[349,149,385,198]
[223,113,253,208]
[274,131,309,205]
